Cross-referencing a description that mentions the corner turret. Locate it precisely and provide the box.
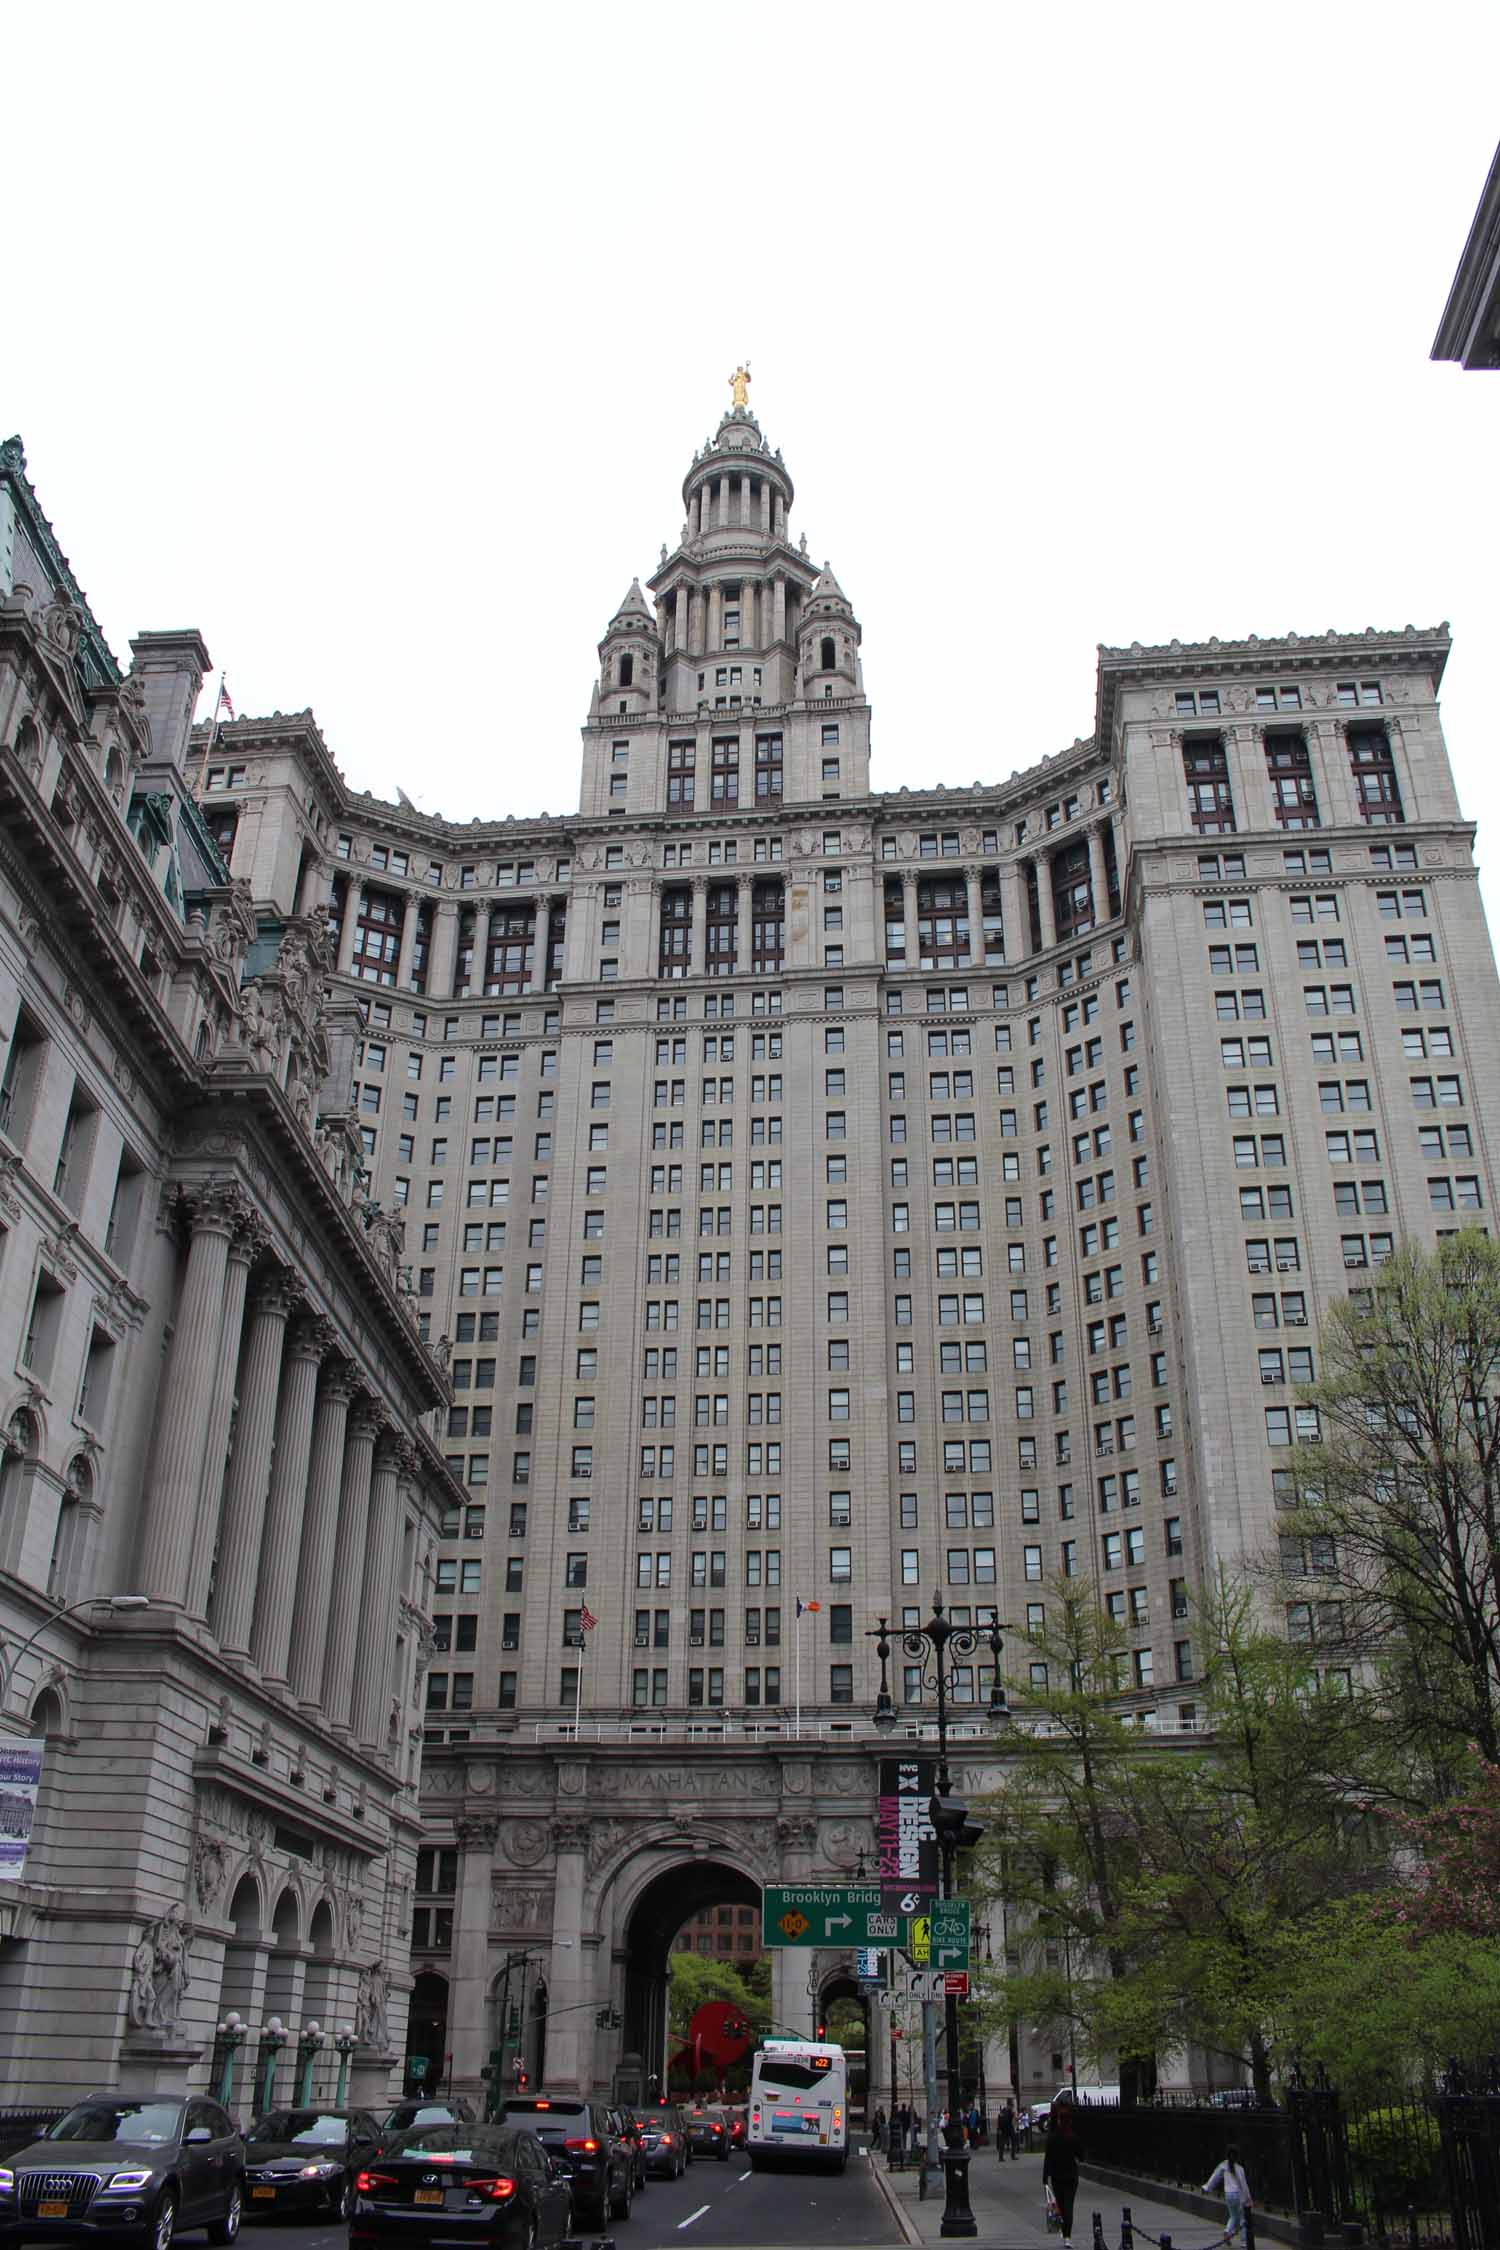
[593,578,658,721]
[797,561,862,699]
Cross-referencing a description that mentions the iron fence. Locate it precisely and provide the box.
[1071,2051,1500,2250]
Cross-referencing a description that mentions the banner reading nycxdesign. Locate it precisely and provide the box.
[0,1739,43,1882]
[877,1756,938,1916]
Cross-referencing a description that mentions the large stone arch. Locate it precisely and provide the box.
[601,1837,763,2098]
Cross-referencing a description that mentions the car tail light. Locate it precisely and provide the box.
[711,2125,723,2136]
[660,2134,674,2147]
[564,2137,598,2155]
[355,2172,397,2194]
[466,2179,517,2202]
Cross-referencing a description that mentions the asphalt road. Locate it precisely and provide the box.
[240,2143,900,2250]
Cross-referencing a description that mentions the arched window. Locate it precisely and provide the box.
[820,637,836,672]
[1,1409,39,1528]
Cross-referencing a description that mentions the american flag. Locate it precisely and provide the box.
[579,1603,599,1634]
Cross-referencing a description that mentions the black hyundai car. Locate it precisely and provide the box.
[241,2110,383,2220]
[496,2098,633,2227]
[350,2123,572,2250]
[0,2095,244,2250]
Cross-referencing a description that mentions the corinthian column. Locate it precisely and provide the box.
[322,1402,382,1730]
[251,1315,336,1684]
[212,1275,297,1656]
[137,1183,247,1609]
[185,1212,265,1620]
[1035,854,1057,952]
[689,880,707,977]
[735,875,753,972]
[964,867,985,967]
[351,1440,403,1747]
[288,1364,358,1706]
[337,884,362,975]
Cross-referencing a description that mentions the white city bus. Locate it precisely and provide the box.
[747,2039,848,2171]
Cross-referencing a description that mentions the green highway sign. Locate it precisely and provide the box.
[930,1899,971,1970]
[762,1885,910,1949]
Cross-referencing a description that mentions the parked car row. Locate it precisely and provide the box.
[0,2091,752,2250]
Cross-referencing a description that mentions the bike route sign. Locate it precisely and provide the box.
[761,1884,910,1949]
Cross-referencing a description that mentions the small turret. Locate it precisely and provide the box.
[596,578,658,719]
[798,560,861,698]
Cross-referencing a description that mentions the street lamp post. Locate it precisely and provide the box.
[333,2027,357,2108]
[870,1597,1009,2242]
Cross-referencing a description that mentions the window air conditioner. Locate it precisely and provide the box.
[1277,1258,1295,1271]
[689,1635,705,1647]
[634,1634,649,1647]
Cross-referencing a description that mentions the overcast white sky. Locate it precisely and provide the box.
[9,4,1499,901]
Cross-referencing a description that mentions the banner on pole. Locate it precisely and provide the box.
[877,1756,938,1916]
[0,1739,43,1882]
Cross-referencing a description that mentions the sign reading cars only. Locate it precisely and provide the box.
[761,1884,918,1949]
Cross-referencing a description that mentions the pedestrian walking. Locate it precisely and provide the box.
[998,2099,1017,2161]
[1203,2146,1253,2243]
[1042,2092,1080,2248]
[872,2104,887,2153]
[966,2102,981,2148]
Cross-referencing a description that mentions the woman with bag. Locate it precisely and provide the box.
[1203,2146,1253,2243]
[1042,2093,1080,2248]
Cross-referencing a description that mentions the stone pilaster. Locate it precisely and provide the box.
[288,1363,358,1707]
[395,894,419,989]
[1088,822,1110,926]
[689,879,707,977]
[212,1274,297,1656]
[449,1816,500,2086]
[735,874,753,970]
[251,1314,336,1684]
[137,1183,246,1609]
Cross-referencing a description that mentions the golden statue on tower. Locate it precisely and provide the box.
[728,363,752,411]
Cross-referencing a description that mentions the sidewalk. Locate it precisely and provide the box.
[869,2142,1222,2250]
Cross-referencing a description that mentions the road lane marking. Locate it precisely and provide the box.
[677,2203,711,2229]
[728,2168,750,2186]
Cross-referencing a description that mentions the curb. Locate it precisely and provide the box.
[867,2152,924,2247]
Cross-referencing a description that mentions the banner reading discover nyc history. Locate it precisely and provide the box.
[877,1756,937,1916]
[0,1739,43,1881]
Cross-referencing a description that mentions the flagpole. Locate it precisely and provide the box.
[574,1637,583,1740]
[195,671,227,797]
[794,1610,802,1742]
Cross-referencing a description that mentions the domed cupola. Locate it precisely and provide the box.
[680,369,794,550]
[596,577,658,717]
[798,560,861,697]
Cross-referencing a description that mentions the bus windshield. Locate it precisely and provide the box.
[756,2060,833,2091]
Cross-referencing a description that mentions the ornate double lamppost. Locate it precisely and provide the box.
[870,1597,1010,2240]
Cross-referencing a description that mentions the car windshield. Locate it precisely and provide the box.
[50,2102,183,2146]
[390,2106,459,2128]
[247,2113,347,2147]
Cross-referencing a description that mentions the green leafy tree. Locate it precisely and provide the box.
[976,1580,1390,2099]
[1287,1229,1500,1771]
[666,1951,769,2040]
[972,1584,1165,2101]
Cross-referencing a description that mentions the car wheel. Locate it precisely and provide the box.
[337,2175,356,2221]
[152,2190,178,2250]
[206,2183,241,2246]
[608,2169,633,2221]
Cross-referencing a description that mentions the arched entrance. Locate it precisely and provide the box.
[620,1858,760,2099]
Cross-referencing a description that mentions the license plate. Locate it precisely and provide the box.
[251,2189,277,2201]
[38,2203,70,2218]
[414,2189,445,2205]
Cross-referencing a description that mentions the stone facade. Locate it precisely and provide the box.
[0,438,463,2107]
[11,394,1500,2107]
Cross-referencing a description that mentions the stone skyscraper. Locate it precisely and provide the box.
[178,390,1499,2097]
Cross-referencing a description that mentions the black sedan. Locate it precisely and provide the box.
[682,2110,729,2161]
[241,2110,383,2221]
[350,2124,571,2250]
[0,2094,244,2250]
[631,2108,688,2180]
